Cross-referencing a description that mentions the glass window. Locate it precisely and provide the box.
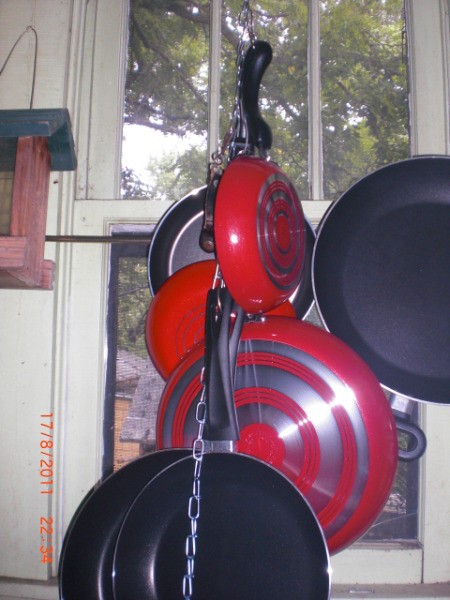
[122,0,210,200]
[320,0,408,198]
[0,138,17,234]
[220,0,310,195]
[122,0,408,201]
[103,226,159,475]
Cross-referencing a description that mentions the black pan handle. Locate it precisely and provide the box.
[204,287,241,442]
[200,41,273,250]
[395,416,427,462]
[242,40,273,154]
[199,169,220,252]
[390,394,427,462]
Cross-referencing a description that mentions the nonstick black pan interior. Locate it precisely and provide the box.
[313,156,450,404]
[148,186,209,295]
[113,453,330,600]
[59,449,189,600]
[148,186,316,319]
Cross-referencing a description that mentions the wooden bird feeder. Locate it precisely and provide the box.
[0,108,76,289]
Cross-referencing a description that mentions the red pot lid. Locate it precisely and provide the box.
[157,317,397,554]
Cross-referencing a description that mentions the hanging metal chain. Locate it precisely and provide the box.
[210,0,256,174]
[237,0,256,61]
[234,0,256,112]
[182,381,207,599]
[182,267,222,600]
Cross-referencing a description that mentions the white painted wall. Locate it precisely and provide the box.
[0,0,74,582]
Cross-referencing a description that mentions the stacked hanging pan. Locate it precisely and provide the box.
[312,155,450,447]
[148,38,399,558]
[59,38,332,600]
[57,19,450,600]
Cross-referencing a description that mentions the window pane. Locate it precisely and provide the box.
[221,1,309,196]
[123,0,310,199]
[123,0,210,200]
[104,231,162,473]
[361,441,419,543]
[113,251,166,469]
[320,0,409,199]
[123,1,408,202]
[0,138,17,234]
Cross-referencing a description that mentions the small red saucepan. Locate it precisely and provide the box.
[214,155,306,314]
[157,316,398,554]
[145,259,296,379]
[147,187,317,319]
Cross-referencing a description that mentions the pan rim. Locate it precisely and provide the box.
[112,451,331,600]
[311,155,450,405]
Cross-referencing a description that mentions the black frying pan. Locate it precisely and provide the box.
[112,453,330,600]
[147,186,316,319]
[58,449,189,599]
[59,288,330,599]
[313,155,450,405]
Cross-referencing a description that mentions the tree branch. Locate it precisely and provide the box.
[130,10,207,106]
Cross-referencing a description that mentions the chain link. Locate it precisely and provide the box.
[182,370,208,599]
[182,263,225,598]
[182,4,253,591]
[237,0,255,47]
[210,0,256,175]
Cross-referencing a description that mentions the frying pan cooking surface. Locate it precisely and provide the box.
[148,186,208,295]
[313,156,450,404]
[59,449,189,600]
[113,453,330,600]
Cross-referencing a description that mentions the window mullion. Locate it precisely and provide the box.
[307,0,324,200]
[405,0,449,155]
[207,0,222,167]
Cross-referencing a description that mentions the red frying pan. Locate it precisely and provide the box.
[147,187,316,319]
[214,155,306,314]
[212,41,306,314]
[157,316,398,554]
[148,41,308,317]
[145,259,296,379]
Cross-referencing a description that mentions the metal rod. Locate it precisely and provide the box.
[207,0,222,168]
[307,0,324,200]
[45,235,151,244]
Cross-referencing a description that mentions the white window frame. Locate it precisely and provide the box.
[54,0,450,596]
